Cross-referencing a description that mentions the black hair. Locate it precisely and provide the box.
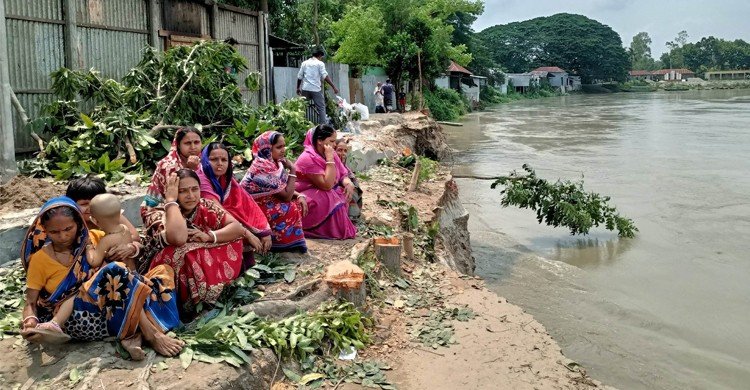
[175,127,202,145]
[223,37,239,46]
[205,142,233,182]
[66,175,106,202]
[312,48,325,58]
[386,79,391,83]
[270,131,283,145]
[40,206,84,238]
[312,124,336,144]
[176,168,201,184]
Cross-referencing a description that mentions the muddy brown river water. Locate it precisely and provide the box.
[446,90,750,390]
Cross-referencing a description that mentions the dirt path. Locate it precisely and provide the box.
[386,272,609,390]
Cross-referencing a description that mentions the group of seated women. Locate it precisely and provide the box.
[19,125,362,360]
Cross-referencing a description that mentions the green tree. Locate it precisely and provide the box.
[329,5,385,66]
[673,36,750,76]
[478,13,630,83]
[327,0,482,87]
[629,32,657,70]
[663,30,689,68]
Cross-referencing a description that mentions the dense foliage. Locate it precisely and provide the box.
[664,36,750,75]
[478,13,630,83]
[491,164,638,238]
[328,0,482,86]
[423,87,470,121]
[22,41,311,182]
[629,32,659,71]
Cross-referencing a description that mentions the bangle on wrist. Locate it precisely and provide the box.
[129,243,140,259]
[326,161,335,165]
[288,174,297,178]
[23,315,39,324]
[209,230,218,244]
[164,201,179,209]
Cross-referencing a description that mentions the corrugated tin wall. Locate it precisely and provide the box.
[215,8,262,105]
[5,0,64,152]
[4,0,270,153]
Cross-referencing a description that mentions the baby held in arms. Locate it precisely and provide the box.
[86,194,137,271]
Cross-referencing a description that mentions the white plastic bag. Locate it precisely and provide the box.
[351,103,369,121]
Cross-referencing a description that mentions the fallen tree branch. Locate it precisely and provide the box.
[124,134,137,164]
[451,174,499,180]
[152,72,195,135]
[150,121,223,136]
[10,89,45,154]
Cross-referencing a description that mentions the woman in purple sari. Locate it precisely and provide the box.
[294,125,357,239]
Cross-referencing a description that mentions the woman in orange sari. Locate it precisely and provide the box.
[147,169,245,316]
[20,197,182,360]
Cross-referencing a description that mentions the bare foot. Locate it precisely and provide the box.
[148,332,185,357]
[37,321,63,333]
[121,333,146,361]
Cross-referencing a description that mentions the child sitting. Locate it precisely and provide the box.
[86,193,137,271]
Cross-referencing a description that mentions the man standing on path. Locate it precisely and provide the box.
[381,79,394,112]
[373,81,385,113]
[297,49,339,124]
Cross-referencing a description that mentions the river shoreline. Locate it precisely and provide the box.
[0,113,608,389]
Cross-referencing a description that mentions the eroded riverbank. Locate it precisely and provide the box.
[0,113,606,389]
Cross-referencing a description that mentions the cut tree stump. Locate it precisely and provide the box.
[375,238,402,276]
[408,158,422,192]
[324,260,366,308]
[403,233,415,261]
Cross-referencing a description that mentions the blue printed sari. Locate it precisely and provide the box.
[22,197,180,341]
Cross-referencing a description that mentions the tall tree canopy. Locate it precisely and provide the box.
[327,0,483,86]
[478,13,630,83]
[629,32,657,70]
[665,36,750,75]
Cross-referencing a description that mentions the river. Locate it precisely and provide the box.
[446,90,750,390]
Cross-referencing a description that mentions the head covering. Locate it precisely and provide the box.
[294,126,348,193]
[240,131,289,198]
[199,145,233,203]
[22,196,91,307]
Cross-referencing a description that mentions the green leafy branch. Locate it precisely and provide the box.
[491,164,638,238]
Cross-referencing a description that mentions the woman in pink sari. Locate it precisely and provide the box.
[294,125,357,239]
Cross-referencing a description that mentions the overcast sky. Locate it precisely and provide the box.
[473,0,750,57]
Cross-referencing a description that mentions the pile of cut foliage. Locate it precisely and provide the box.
[20,41,312,183]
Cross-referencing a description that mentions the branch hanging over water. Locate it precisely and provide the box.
[491,164,638,238]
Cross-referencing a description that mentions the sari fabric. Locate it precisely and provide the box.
[294,128,357,239]
[197,146,271,237]
[148,198,243,312]
[240,131,307,252]
[141,129,189,226]
[22,197,179,341]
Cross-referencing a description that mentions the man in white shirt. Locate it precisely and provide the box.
[373,82,385,113]
[296,49,339,124]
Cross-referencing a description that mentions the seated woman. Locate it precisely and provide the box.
[66,175,143,268]
[294,125,357,239]
[141,127,202,234]
[147,169,245,316]
[240,131,308,253]
[20,197,182,360]
[197,142,272,267]
[334,138,363,221]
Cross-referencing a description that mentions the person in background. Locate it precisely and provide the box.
[381,79,395,112]
[373,81,385,113]
[141,127,202,267]
[241,131,308,253]
[297,48,339,124]
[334,138,363,221]
[294,125,357,239]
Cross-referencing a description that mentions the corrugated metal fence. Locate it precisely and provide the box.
[2,0,270,153]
